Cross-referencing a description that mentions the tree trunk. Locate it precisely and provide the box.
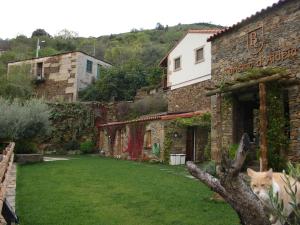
[187,134,271,225]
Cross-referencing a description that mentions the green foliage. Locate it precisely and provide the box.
[235,67,288,82]
[48,103,96,151]
[268,162,300,225]
[79,61,163,102]
[31,29,50,37]
[228,144,239,160]
[200,161,217,177]
[163,127,174,164]
[80,140,94,154]
[204,132,211,161]
[266,82,289,171]
[63,140,80,151]
[15,140,38,154]
[0,98,51,141]
[117,93,167,120]
[173,113,211,129]
[0,64,33,99]
[163,114,212,163]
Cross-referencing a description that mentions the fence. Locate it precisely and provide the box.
[0,143,15,225]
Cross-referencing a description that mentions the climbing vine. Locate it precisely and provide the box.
[47,102,97,152]
[124,122,146,160]
[266,82,289,171]
[163,113,212,163]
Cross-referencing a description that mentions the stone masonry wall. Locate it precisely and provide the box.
[8,52,78,102]
[167,80,213,113]
[210,0,300,160]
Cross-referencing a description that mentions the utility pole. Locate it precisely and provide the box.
[93,39,96,56]
[36,38,45,58]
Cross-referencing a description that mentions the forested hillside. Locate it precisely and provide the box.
[0,22,222,102]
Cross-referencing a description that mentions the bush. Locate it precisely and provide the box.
[80,140,94,154]
[63,140,80,151]
[15,140,38,154]
[0,98,51,141]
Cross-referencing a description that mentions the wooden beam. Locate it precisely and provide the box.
[206,73,289,96]
[215,93,222,164]
[259,83,268,171]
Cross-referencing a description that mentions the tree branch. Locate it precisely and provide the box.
[186,161,228,198]
[231,133,251,176]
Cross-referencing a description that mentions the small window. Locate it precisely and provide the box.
[97,64,101,79]
[145,130,152,149]
[174,57,181,71]
[195,47,204,63]
[86,60,93,73]
[36,62,43,78]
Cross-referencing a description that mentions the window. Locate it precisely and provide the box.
[36,62,43,79]
[97,64,101,79]
[174,57,181,71]
[195,47,204,63]
[86,60,93,73]
[145,130,152,149]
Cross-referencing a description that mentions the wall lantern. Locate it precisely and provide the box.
[173,131,182,139]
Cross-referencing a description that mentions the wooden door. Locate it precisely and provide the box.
[186,127,195,161]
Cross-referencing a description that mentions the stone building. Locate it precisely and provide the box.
[98,111,207,162]
[7,51,112,102]
[159,29,219,162]
[207,0,300,166]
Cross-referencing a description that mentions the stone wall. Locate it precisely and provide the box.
[7,51,111,102]
[8,52,78,102]
[210,0,300,160]
[99,120,165,161]
[167,80,213,113]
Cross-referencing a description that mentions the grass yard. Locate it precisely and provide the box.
[16,156,239,225]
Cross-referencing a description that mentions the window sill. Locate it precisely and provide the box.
[195,59,205,64]
[173,68,182,72]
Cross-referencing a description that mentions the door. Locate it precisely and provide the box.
[186,127,195,161]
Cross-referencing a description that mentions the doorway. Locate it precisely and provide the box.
[232,90,259,144]
[186,127,195,161]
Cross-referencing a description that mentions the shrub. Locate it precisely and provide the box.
[268,162,300,225]
[15,140,38,154]
[0,98,51,141]
[80,140,94,154]
[0,64,33,99]
[63,140,80,151]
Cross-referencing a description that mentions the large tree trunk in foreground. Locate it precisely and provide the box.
[187,134,271,225]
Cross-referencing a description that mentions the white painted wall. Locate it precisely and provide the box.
[76,52,112,91]
[167,33,212,90]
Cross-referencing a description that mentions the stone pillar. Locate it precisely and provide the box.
[288,85,300,161]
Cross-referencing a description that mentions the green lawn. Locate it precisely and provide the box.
[16,156,239,225]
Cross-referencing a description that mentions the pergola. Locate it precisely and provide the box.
[206,71,298,171]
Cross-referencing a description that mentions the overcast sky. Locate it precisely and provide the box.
[0,0,279,39]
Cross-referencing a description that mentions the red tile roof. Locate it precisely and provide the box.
[98,110,208,128]
[208,0,292,42]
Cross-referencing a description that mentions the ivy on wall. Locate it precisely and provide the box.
[266,82,289,171]
[47,103,97,151]
[163,113,211,163]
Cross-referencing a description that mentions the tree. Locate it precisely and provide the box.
[32,29,50,37]
[55,29,79,39]
[187,134,271,225]
[155,23,164,30]
[0,64,33,99]
[0,98,51,141]
[79,61,162,102]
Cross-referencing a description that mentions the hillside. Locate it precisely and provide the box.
[0,22,222,75]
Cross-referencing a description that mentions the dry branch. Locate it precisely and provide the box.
[187,134,271,225]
